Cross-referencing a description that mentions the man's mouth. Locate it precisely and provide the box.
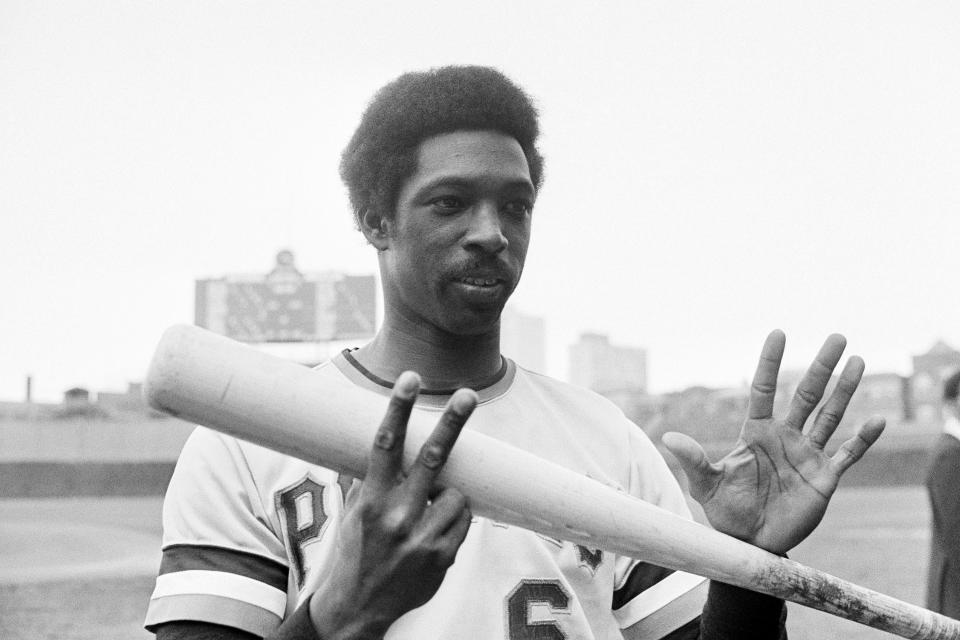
[459,277,502,287]
[452,274,511,303]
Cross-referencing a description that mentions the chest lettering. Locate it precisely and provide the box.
[275,476,329,588]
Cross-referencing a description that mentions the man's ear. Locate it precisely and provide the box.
[359,208,392,250]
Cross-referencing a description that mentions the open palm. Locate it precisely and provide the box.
[663,331,886,554]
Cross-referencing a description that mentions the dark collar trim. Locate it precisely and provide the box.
[339,348,509,396]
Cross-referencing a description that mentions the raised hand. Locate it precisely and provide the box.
[309,372,475,640]
[662,330,886,555]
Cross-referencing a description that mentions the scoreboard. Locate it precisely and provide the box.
[195,251,377,343]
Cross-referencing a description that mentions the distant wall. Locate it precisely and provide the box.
[0,461,176,497]
[0,417,193,496]
[0,417,196,462]
[0,418,940,497]
[2,448,940,498]
[836,447,934,487]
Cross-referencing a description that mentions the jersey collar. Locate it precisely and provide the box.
[332,348,516,409]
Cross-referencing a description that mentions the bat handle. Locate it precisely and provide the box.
[761,555,960,639]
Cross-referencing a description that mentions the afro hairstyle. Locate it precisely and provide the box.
[339,65,544,229]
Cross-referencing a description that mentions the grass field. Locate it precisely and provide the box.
[0,486,934,639]
[0,497,162,640]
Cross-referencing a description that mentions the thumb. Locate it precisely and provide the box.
[661,431,719,502]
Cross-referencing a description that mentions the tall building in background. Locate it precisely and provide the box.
[195,250,378,364]
[500,306,546,373]
[568,333,647,396]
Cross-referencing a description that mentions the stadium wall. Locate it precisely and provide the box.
[0,448,939,497]
[0,417,196,462]
[0,416,193,496]
[0,417,938,496]
[0,461,176,497]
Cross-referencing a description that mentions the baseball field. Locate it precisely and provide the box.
[0,486,931,639]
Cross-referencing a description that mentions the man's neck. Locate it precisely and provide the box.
[351,320,504,392]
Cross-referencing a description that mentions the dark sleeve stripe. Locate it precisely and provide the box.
[160,544,289,592]
[613,561,675,610]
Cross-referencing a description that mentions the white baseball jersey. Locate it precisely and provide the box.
[145,351,706,639]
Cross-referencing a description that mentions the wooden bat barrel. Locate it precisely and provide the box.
[144,324,960,640]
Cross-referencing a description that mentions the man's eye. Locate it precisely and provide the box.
[503,200,532,216]
[430,196,464,212]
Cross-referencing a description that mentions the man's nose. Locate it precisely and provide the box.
[463,203,508,254]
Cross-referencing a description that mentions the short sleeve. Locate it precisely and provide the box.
[145,427,290,637]
[612,424,708,639]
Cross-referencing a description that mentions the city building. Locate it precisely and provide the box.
[500,306,547,373]
[632,385,748,450]
[568,332,647,397]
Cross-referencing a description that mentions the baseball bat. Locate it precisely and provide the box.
[144,325,960,640]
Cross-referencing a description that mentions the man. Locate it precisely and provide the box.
[145,66,885,639]
[926,370,960,618]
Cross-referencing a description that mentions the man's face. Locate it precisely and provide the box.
[379,129,535,336]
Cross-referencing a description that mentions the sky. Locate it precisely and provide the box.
[1,1,959,402]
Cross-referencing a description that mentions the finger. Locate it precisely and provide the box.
[405,388,478,501]
[661,431,721,503]
[430,500,473,566]
[444,503,473,549]
[748,330,786,420]
[829,417,885,475]
[423,487,471,535]
[784,334,846,430]
[807,356,864,449]
[365,371,420,490]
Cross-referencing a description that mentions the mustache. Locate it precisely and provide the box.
[447,259,516,281]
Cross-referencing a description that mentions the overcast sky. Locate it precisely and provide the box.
[2,1,959,402]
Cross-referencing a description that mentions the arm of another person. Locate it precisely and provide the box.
[156,372,475,640]
[660,331,884,640]
[928,438,960,559]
